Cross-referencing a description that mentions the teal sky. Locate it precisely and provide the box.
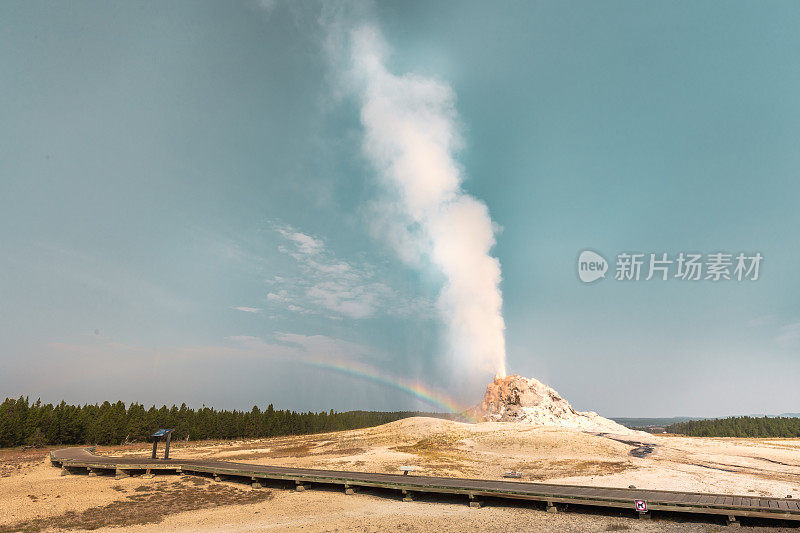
[2,1,799,417]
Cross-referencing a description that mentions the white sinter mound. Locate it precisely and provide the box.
[472,374,632,434]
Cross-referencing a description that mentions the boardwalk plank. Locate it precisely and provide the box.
[49,447,800,523]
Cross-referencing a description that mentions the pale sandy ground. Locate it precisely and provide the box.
[2,417,799,532]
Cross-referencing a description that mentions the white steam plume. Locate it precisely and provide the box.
[343,24,507,378]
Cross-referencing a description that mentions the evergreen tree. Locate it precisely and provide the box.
[0,395,461,448]
[666,416,800,438]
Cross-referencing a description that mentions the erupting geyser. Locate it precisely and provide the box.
[470,374,631,433]
[343,23,508,378]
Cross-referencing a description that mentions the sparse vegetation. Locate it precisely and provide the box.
[391,433,477,474]
[392,433,466,462]
[514,459,631,481]
[0,480,273,532]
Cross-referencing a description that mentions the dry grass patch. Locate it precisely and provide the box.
[264,443,314,458]
[390,433,482,475]
[221,443,316,460]
[224,443,367,462]
[313,446,367,458]
[0,479,273,532]
[0,448,52,477]
[512,459,633,481]
[392,434,465,460]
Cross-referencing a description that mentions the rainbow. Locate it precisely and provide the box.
[295,356,476,422]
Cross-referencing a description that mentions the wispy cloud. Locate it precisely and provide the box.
[232,306,262,314]
[774,322,800,347]
[267,223,433,320]
[276,227,323,256]
[747,314,776,328]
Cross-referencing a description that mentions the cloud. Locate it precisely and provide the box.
[232,306,262,314]
[188,222,429,321]
[305,280,391,319]
[225,335,265,348]
[747,314,776,328]
[774,322,800,347]
[224,332,384,363]
[276,227,323,256]
[274,332,382,361]
[268,223,433,320]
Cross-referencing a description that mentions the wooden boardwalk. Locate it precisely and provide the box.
[51,447,800,525]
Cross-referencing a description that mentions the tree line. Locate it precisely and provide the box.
[666,416,800,438]
[0,396,455,448]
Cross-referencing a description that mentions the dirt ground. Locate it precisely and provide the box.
[1,417,799,532]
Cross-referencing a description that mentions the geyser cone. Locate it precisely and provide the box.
[470,374,632,434]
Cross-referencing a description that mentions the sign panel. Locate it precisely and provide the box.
[635,500,647,512]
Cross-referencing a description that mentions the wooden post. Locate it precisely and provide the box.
[151,439,158,459]
[164,432,171,460]
[468,494,483,508]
